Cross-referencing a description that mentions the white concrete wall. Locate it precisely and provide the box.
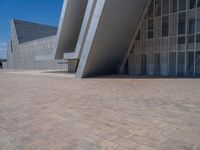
[7,35,68,71]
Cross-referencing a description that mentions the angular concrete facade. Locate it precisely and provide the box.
[6,0,200,77]
[55,0,150,77]
[6,20,67,71]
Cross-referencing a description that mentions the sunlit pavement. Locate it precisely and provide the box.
[0,70,200,150]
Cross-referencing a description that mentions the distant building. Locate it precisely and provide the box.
[6,0,200,77]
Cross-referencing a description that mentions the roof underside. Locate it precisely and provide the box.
[13,19,57,43]
[77,0,148,77]
[54,0,89,59]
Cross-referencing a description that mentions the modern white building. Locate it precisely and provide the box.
[5,0,200,77]
[6,19,67,71]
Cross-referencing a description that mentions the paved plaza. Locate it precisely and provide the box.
[0,70,200,150]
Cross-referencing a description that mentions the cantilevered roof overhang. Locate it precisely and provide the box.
[54,0,89,59]
[55,0,150,78]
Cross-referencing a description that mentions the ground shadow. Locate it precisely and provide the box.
[91,74,200,79]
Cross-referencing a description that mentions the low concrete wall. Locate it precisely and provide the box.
[7,36,68,71]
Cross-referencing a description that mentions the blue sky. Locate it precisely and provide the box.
[0,0,63,59]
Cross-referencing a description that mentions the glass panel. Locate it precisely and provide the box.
[187,52,194,75]
[188,11,195,34]
[133,55,141,75]
[124,59,129,75]
[178,36,186,51]
[141,40,147,53]
[178,12,186,35]
[197,10,200,32]
[169,52,177,75]
[187,35,195,50]
[162,16,169,36]
[195,52,200,76]
[155,17,161,37]
[198,0,200,7]
[128,54,134,74]
[196,34,200,51]
[148,32,154,39]
[135,40,141,53]
[178,52,185,75]
[147,54,154,75]
[148,0,154,18]
[161,53,168,75]
[155,38,161,51]
[154,53,161,75]
[148,19,154,30]
[148,19,154,39]
[197,34,200,42]
[189,19,195,34]
[148,39,154,52]
[171,0,177,13]
[155,0,161,16]
[188,36,195,43]
[170,14,177,36]
[141,19,148,39]
[189,0,196,9]
[141,54,147,75]
[179,0,186,11]
[197,20,200,32]
[162,38,169,51]
[170,37,177,51]
[162,0,169,15]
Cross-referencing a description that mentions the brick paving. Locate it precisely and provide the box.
[0,70,200,150]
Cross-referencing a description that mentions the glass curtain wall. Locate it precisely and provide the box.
[128,0,200,76]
